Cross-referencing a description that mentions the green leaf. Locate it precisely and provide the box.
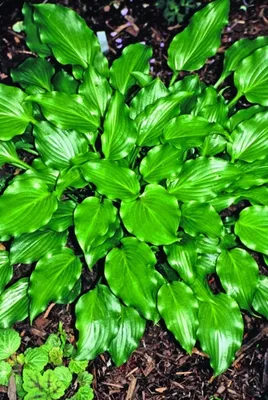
[105,237,163,321]
[28,92,100,133]
[74,196,118,264]
[136,92,192,146]
[197,293,243,376]
[29,248,82,322]
[120,184,180,245]
[164,239,197,283]
[216,248,259,311]
[193,86,228,127]
[181,201,223,238]
[252,275,268,318]
[42,369,66,399]
[68,360,88,374]
[169,75,205,114]
[101,91,137,160]
[34,121,88,170]
[81,160,140,201]
[108,305,146,366]
[228,105,266,131]
[69,386,94,400]
[140,144,183,184]
[158,281,198,353]
[0,178,58,240]
[0,279,29,328]
[235,206,268,255]
[0,250,12,294]
[0,328,21,360]
[56,166,87,196]
[131,71,153,87]
[0,140,30,170]
[162,115,225,150]
[201,134,227,156]
[110,43,152,95]
[168,157,239,202]
[168,0,229,72]
[217,36,268,87]
[129,78,168,119]
[234,46,268,106]
[10,229,67,265]
[22,369,44,393]
[0,83,34,141]
[24,347,49,371]
[229,111,268,162]
[75,285,121,360]
[52,70,79,94]
[77,371,93,387]
[11,58,54,93]
[49,347,63,366]
[22,3,51,58]
[79,65,112,116]
[33,4,101,68]
[0,361,12,386]
[47,201,76,232]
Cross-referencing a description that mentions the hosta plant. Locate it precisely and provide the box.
[0,0,268,378]
[0,325,94,399]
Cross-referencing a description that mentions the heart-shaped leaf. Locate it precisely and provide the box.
[158,281,198,353]
[120,184,180,245]
[29,248,82,322]
[216,248,259,310]
[105,237,164,321]
[75,285,121,360]
[108,305,146,366]
[0,329,21,360]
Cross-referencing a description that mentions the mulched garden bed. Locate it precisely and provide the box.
[0,0,268,399]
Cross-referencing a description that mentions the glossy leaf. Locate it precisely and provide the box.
[33,121,88,170]
[168,0,229,72]
[0,251,12,294]
[228,105,266,131]
[216,36,268,87]
[136,92,192,146]
[234,46,268,106]
[28,92,100,133]
[22,3,51,58]
[120,184,180,245]
[201,134,227,156]
[75,285,121,360]
[10,229,67,265]
[33,3,100,68]
[110,43,152,95]
[0,178,58,240]
[81,160,140,201]
[162,115,225,150]
[181,201,223,238]
[0,329,21,360]
[168,157,239,202]
[252,276,268,318]
[229,111,268,162]
[129,78,168,119]
[105,237,163,321]
[140,144,183,184]
[108,305,146,366]
[193,86,228,127]
[74,197,118,263]
[101,91,137,160]
[79,65,112,116]
[11,58,54,92]
[164,239,197,284]
[158,281,198,353]
[0,279,29,328]
[0,83,34,141]
[169,75,205,113]
[29,248,82,322]
[47,200,76,232]
[235,206,268,255]
[197,293,243,376]
[0,140,29,170]
[216,248,259,311]
[52,70,79,94]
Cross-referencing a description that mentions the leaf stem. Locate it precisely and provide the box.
[169,71,179,87]
[130,146,140,169]
[214,75,225,89]
[228,92,242,109]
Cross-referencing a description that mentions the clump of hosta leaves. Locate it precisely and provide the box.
[0,0,268,378]
[0,325,94,399]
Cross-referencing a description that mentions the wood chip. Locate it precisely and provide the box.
[155,387,167,393]
[7,374,16,400]
[126,377,137,400]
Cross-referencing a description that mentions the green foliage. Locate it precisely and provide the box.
[0,327,94,399]
[0,0,267,379]
[156,0,201,24]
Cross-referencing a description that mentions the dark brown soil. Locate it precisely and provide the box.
[1,1,268,399]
